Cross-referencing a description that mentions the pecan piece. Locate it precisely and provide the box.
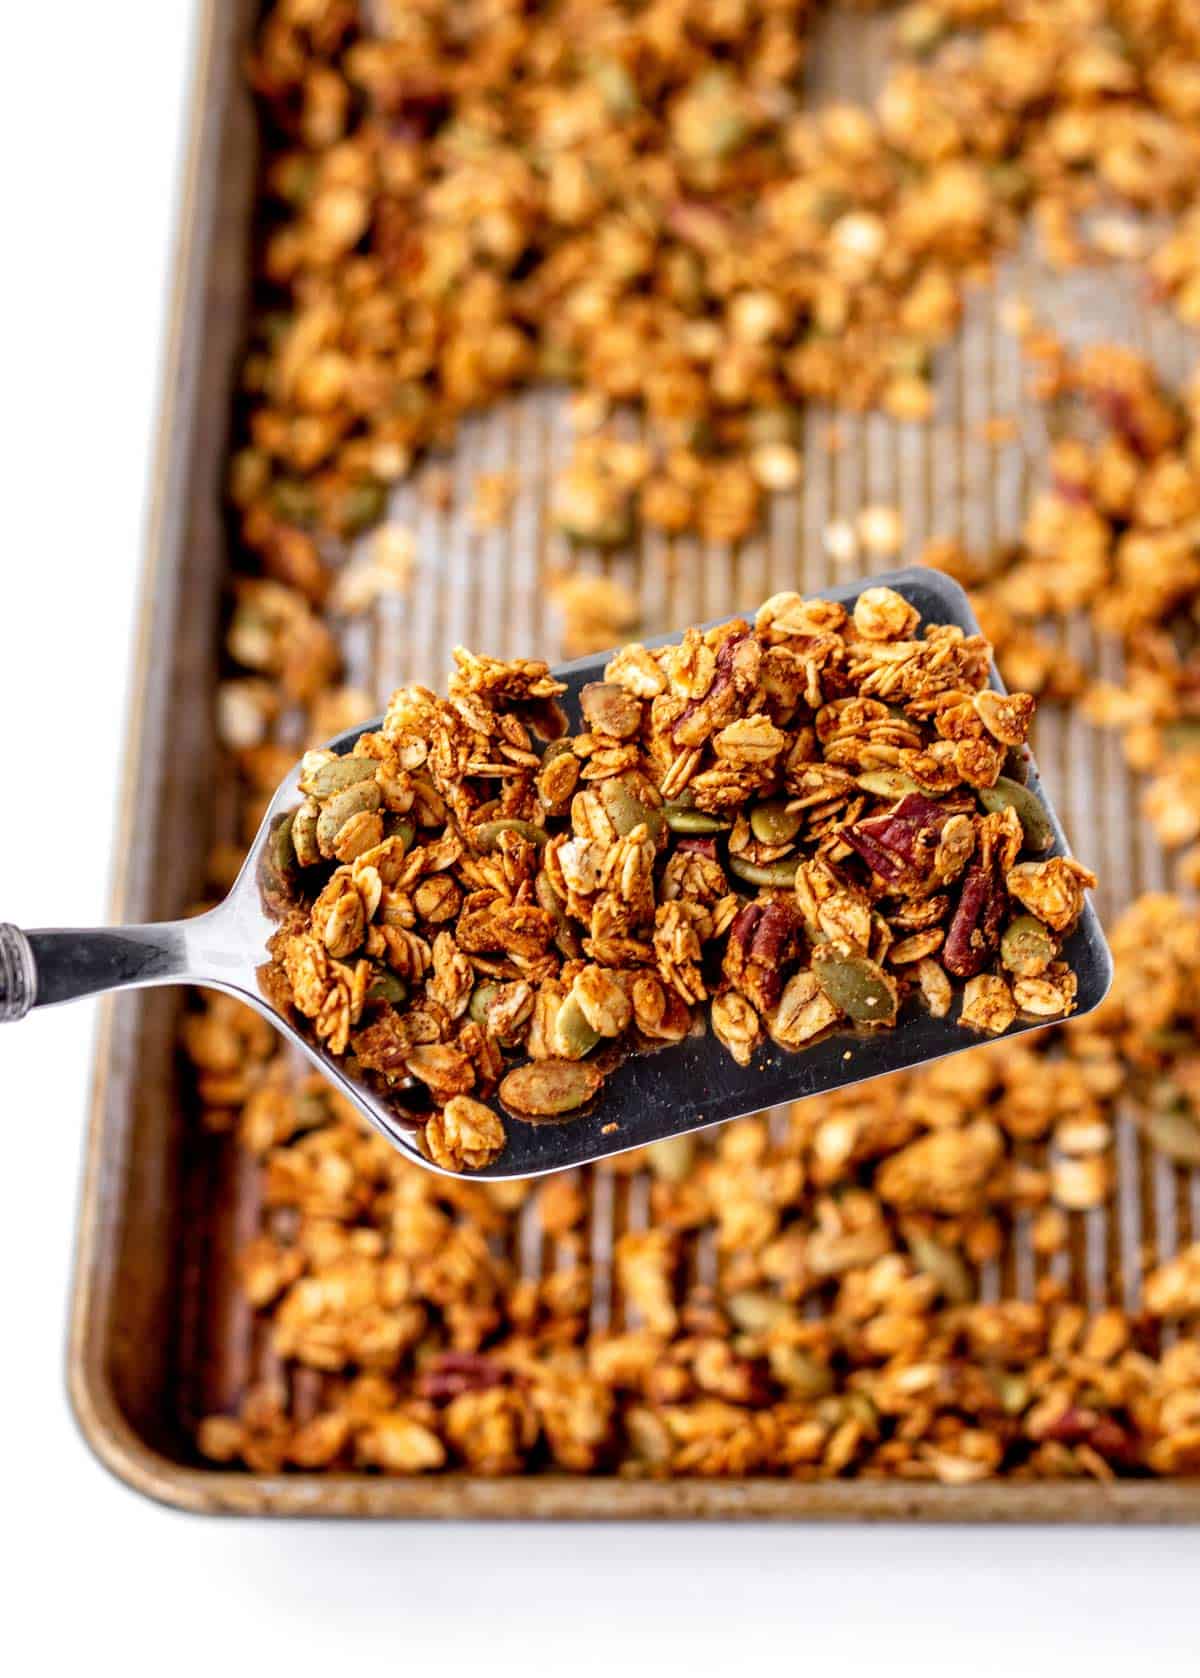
[943,854,1007,978]
[842,793,950,886]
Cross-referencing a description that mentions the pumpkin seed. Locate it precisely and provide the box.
[316,780,382,854]
[1145,1107,1200,1167]
[906,1232,973,1304]
[978,776,1053,851]
[994,1372,1030,1415]
[664,803,731,834]
[856,768,923,799]
[382,814,416,850]
[644,1135,695,1182]
[768,1346,835,1400]
[291,798,322,867]
[749,798,802,846]
[554,992,602,1059]
[1002,744,1030,785]
[307,753,378,800]
[1000,914,1057,976]
[469,981,501,1027]
[600,778,664,840]
[729,855,799,887]
[812,946,899,1025]
[366,970,408,1005]
[472,818,549,851]
[499,1058,605,1117]
[1161,720,1200,753]
[535,870,582,958]
[268,811,297,877]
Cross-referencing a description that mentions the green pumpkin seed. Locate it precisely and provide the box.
[729,855,799,888]
[812,946,899,1026]
[469,981,501,1027]
[291,799,322,867]
[749,798,802,846]
[768,1347,835,1400]
[906,1232,973,1304]
[554,993,602,1060]
[535,870,583,958]
[856,769,924,799]
[1000,914,1057,976]
[307,753,378,800]
[316,780,382,854]
[366,970,408,1005]
[1145,1108,1200,1167]
[726,1290,791,1333]
[382,814,416,850]
[978,776,1053,852]
[1160,721,1200,753]
[664,803,731,834]
[600,778,665,840]
[268,811,297,877]
[472,818,550,851]
[1002,745,1030,785]
[994,1372,1030,1416]
[499,1058,605,1117]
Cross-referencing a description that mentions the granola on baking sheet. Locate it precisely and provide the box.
[194,895,1200,1480]
[263,591,1093,1171]
[185,0,1200,1487]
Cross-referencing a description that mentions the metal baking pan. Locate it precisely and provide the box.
[67,0,1199,1518]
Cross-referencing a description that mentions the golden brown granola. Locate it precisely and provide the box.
[265,592,1091,1171]
[193,895,1200,1481]
[183,0,1200,1487]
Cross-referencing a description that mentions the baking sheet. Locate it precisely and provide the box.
[66,0,1200,1518]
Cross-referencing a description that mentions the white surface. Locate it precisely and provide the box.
[0,3,1195,1670]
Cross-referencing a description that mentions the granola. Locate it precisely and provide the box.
[195,896,1200,1481]
[183,0,1200,1488]
[266,593,1092,1171]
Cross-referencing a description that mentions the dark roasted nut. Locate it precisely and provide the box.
[842,793,950,886]
[943,857,1007,979]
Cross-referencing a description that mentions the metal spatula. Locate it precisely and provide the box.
[0,568,1112,1177]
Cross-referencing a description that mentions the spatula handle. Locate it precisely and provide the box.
[0,921,195,1019]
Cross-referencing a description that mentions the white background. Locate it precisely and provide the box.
[0,3,1195,1670]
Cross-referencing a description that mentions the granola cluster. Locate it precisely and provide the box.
[265,591,1091,1171]
[194,896,1200,1480]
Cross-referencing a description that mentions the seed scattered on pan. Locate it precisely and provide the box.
[499,1059,605,1117]
[1144,1108,1200,1167]
[979,777,1053,852]
[812,947,900,1027]
[905,1231,974,1305]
